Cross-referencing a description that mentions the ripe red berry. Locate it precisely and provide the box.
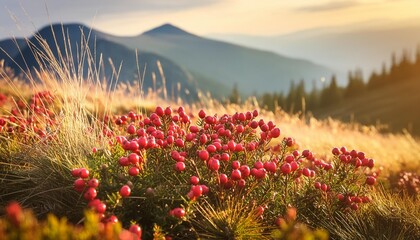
[264,161,276,173]
[71,168,81,177]
[129,224,142,239]
[127,124,136,135]
[191,185,203,197]
[240,165,251,178]
[88,178,99,188]
[175,162,186,172]
[119,157,130,166]
[221,153,230,161]
[314,182,321,189]
[164,107,172,115]
[198,109,206,119]
[79,168,89,179]
[190,176,200,185]
[84,187,97,201]
[119,185,131,198]
[208,158,220,171]
[95,203,107,214]
[155,106,164,116]
[171,207,186,219]
[128,153,140,164]
[219,174,228,185]
[254,161,264,169]
[302,168,311,177]
[365,176,376,185]
[280,163,292,174]
[332,147,340,155]
[231,169,242,180]
[320,183,328,192]
[106,215,119,224]
[129,167,140,176]
[232,161,240,169]
[237,179,246,188]
[270,128,281,138]
[74,178,86,191]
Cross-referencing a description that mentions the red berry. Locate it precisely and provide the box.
[237,179,246,188]
[219,174,228,185]
[79,168,89,179]
[155,106,164,116]
[119,185,131,198]
[207,144,217,153]
[332,147,340,155]
[129,224,142,239]
[129,167,140,176]
[88,178,99,188]
[221,153,230,161]
[95,203,107,214]
[302,168,311,177]
[231,169,242,180]
[84,187,97,201]
[208,158,220,171]
[127,124,136,135]
[270,127,281,138]
[280,163,292,175]
[254,161,264,169]
[240,165,251,178]
[366,176,376,185]
[119,157,130,166]
[71,168,81,177]
[190,176,200,185]
[232,161,240,169]
[198,109,206,119]
[264,161,276,173]
[107,215,118,224]
[314,182,321,189]
[74,178,86,191]
[164,107,172,115]
[191,185,203,197]
[128,153,140,164]
[175,162,186,172]
[171,207,185,218]
[320,183,328,192]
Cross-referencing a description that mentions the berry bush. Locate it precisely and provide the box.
[65,106,377,239]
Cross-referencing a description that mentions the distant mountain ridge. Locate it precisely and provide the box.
[108,23,333,96]
[0,23,198,101]
[209,23,420,80]
[0,23,334,100]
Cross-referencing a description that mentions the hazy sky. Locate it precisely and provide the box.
[1,0,419,39]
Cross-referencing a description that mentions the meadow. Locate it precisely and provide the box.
[0,35,419,240]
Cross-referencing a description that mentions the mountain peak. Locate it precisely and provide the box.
[142,23,194,37]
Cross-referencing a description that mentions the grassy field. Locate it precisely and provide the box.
[0,38,419,239]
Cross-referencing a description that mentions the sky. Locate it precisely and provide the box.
[0,0,420,40]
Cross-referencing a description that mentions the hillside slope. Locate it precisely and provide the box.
[313,77,420,135]
[109,24,334,96]
[1,24,198,101]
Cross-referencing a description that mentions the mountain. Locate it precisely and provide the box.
[0,38,27,64]
[108,23,334,97]
[209,23,420,80]
[1,23,198,101]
